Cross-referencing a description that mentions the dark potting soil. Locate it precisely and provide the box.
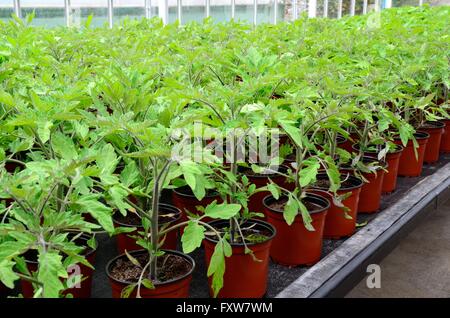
[314,177,356,189]
[54,155,450,299]
[109,253,191,284]
[114,211,176,227]
[420,122,443,129]
[267,197,323,213]
[175,185,218,197]
[206,223,273,244]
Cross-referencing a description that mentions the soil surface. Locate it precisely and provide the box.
[114,210,178,227]
[314,177,357,189]
[268,196,323,212]
[206,222,272,244]
[109,253,191,283]
[175,185,218,197]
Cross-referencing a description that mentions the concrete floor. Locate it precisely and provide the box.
[347,199,450,298]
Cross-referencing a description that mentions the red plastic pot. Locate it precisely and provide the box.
[310,173,363,239]
[203,219,275,298]
[106,249,194,298]
[114,204,181,254]
[351,144,404,194]
[356,157,386,213]
[263,193,329,266]
[172,186,220,225]
[339,132,359,153]
[420,121,445,163]
[394,131,430,177]
[382,147,403,193]
[21,234,96,298]
[440,119,450,153]
[243,165,293,216]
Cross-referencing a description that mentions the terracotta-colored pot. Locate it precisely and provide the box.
[263,193,329,266]
[243,165,293,216]
[114,204,181,253]
[172,186,220,225]
[420,121,445,163]
[351,144,404,194]
[310,173,363,239]
[356,157,386,213]
[203,219,275,298]
[21,234,96,298]
[440,119,450,153]
[106,249,194,298]
[394,131,430,177]
[339,132,359,153]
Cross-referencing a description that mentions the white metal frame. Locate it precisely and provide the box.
[293,0,298,20]
[8,0,418,28]
[177,0,182,23]
[272,0,277,24]
[107,0,113,28]
[13,0,21,19]
[308,0,317,18]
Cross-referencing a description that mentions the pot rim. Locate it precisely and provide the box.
[173,185,219,199]
[262,192,330,216]
[352,143,404,155]
[420,121,446,130]
[240,164,289,178]
[204,218,276,247]
[25,232,97,265]
[360,156,389,170]
[106,249,195,287]
[394,131,430,141]
[312,172,364,191]
[113,203,181,228]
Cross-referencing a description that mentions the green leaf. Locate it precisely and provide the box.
[283,195,298,226]
[51,132,77,160]
[299,161,320,188]
[120,161,140,187]
[77,195,114,233]
[141,279,155,290]
[204,201,241,219]
[121,283,136,298]
[0,90,14,108]
[37,252,67,298]
[267,183,280,200]
[181,221,205,254]
[278,120,302,148]
[298,200,314,231]
[207,241,226,298]
[0,259,19,289]
[37,121,53,144]
[109,186,131,215]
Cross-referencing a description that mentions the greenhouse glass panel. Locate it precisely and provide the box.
[234,0,253,23]
[113,0,146,23]
[0,0,14,22]
[181,0,206,24]
[392,0,420,6]
[327,0,339,18]
[71,0,108,27]
[20,0,65,27]
[355,0,364,14]
[210,0,232,23]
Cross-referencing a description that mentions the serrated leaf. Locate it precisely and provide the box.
[181,221,205,254]
[204,201,241,219]
[37,251,67,298]
[0,259,19,289]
